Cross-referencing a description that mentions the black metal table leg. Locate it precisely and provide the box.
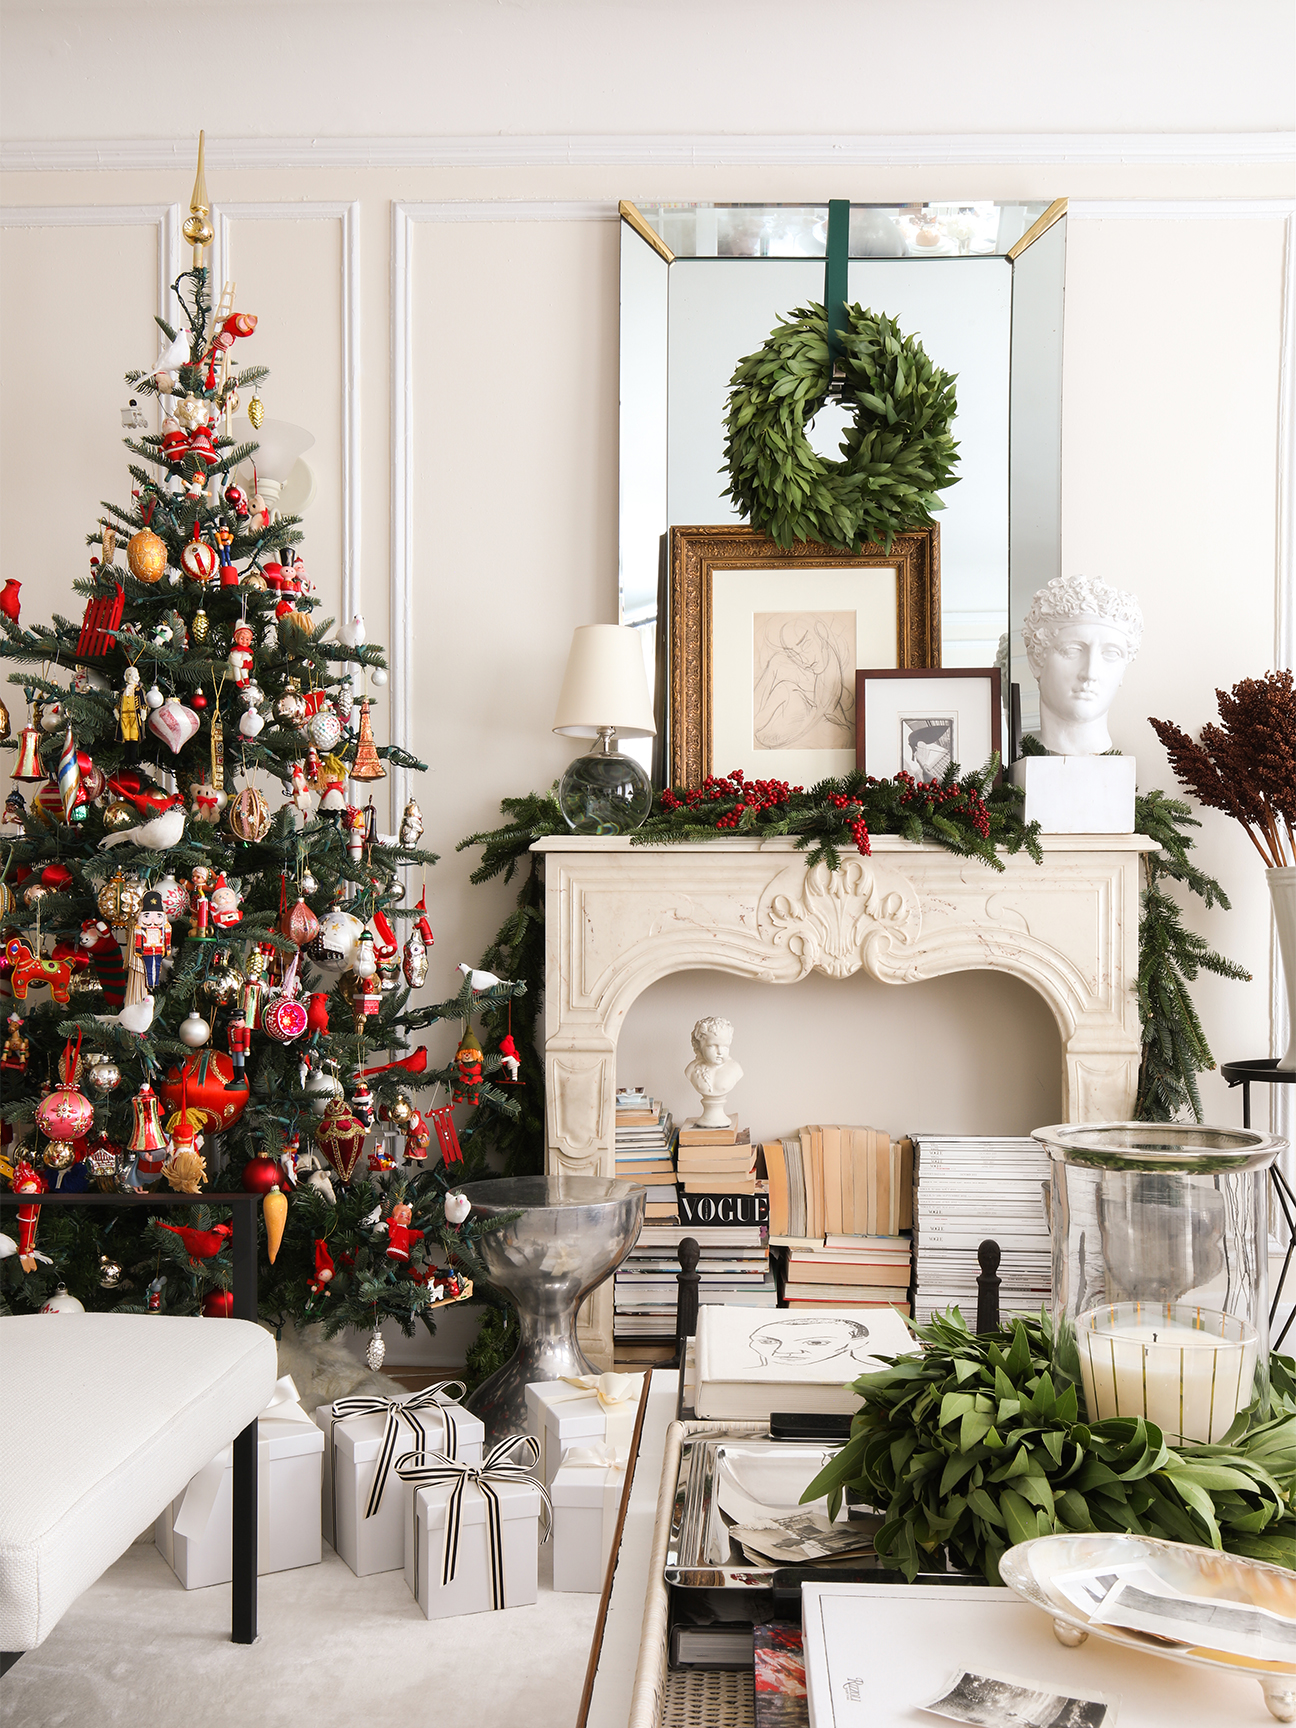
[230,1194,258,1644]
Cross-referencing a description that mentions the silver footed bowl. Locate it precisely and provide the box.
[1000,1532,1296,1722]
[458,1175,644,1450]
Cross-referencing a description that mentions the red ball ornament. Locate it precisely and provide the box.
[241,1154,283,1194]
[161,1049,250,1134]
[202,1290,234,1318]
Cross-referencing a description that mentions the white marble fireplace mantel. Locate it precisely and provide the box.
[533,832,1156,1365]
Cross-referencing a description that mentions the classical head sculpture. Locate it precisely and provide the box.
[1022,574,1144,755]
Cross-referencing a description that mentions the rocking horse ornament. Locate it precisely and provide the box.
[4,937,73,1003]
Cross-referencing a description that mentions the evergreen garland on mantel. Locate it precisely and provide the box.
[462,765,1249,1135]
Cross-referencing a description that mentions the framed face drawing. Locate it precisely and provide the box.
[667,525,940,788]
[855,667,1002,782]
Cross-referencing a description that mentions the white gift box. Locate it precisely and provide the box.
[314,1386,483,1577]
[524,1372,642,1485]
[403,1464,546,1620]
[551,1445,627,1593]
[155,1375,324,1590]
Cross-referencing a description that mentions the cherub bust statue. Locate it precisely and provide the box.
[685,1015,743,1129]
[1022,574,1144,755]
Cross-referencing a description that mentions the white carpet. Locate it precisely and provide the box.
[2,1539,601,1728]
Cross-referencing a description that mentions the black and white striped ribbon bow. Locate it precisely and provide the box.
[395,1434,552,1609]
[328,1379,467,1532]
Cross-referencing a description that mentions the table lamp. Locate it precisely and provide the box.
[553,624,655,834]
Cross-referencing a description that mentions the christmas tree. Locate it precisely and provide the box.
[0,140,525,1359]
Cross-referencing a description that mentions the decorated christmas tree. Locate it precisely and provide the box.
[0,140,525,1363]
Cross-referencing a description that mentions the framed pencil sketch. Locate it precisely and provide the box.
[668,525,940,787]
[855,667,1002,782]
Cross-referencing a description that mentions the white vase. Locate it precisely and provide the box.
[1269,866,1296,1071]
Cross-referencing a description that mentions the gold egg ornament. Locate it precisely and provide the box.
[225,785,272,843]
[126,529,168,585]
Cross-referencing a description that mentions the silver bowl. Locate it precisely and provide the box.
[459,1175,645,1449]
[1000,1532,1296,1721]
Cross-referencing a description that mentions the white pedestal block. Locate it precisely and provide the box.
[551,1453,623,1592]
[1009,754,1136,834]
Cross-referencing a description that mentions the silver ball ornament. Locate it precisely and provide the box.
[179,1009,211,1048]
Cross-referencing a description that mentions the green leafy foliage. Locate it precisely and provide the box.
[723,302,960,552]
[800,1310,1295,1583]
[1133,791,1250,1121]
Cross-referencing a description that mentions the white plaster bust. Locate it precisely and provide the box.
[685,1015,743,1128]
[1022,574,1144,755]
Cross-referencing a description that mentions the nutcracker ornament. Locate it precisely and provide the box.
[131,890,172,989]
[226,1009,251,1085]
[378,1200,423,1265]
[453,1027,484,1106]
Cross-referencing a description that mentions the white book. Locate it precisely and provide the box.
[800,1582,1245,1728]
[693,1302,915,1419]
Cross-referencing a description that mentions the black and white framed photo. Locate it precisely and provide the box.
[855,667,1002,782]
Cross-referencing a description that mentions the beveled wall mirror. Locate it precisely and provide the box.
[618,198,1067,774]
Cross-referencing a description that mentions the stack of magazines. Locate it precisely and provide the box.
[613,1218,775,1339]
[910,1134,1051,1325]
[613,1087,678,1222]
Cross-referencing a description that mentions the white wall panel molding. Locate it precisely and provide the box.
[1070,199,1296,220]
[212,201,362,623]
[389,197,614,829]
[0,203,180,320]
[3,134,1293,174]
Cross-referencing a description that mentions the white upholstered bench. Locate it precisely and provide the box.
[0,1313,276,1662]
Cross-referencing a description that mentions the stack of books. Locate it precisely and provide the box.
[613,1216,775,1339]
[763,1127,912,1240]
[675,1116,756,1195]
[777,1234,912,1313]
[614,1087,678,1222]
[910,1134,1052,1325]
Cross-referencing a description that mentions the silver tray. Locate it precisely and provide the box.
[1001,1533,1296,1722]
[664,1431,882,1589]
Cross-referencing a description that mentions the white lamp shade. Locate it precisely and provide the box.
[232,415,316,486]
[553,624,656,739]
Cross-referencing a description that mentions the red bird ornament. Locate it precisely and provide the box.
[156,1221,232,1263]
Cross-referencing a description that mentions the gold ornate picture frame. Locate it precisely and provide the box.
[667,524,940,788]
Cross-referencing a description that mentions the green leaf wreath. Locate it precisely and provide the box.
[723,302,960,553]
[801,1310,1296,1584]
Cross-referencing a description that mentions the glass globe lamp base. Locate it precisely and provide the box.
[559,743,653,835]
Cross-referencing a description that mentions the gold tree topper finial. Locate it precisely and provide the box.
[183,130,214,266]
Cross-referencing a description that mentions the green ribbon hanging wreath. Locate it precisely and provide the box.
[723,301,961,553]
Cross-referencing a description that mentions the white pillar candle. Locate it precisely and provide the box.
[1076,1302,1258,1445]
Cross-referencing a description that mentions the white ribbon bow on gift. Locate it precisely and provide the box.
[395,1434,552,1608]
[173,1374,313,1541]
[549,1373,640,1451]
[558,1443,628,1474]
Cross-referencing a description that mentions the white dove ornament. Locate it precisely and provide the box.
[458,962,510,993]
[150,325,193,380]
